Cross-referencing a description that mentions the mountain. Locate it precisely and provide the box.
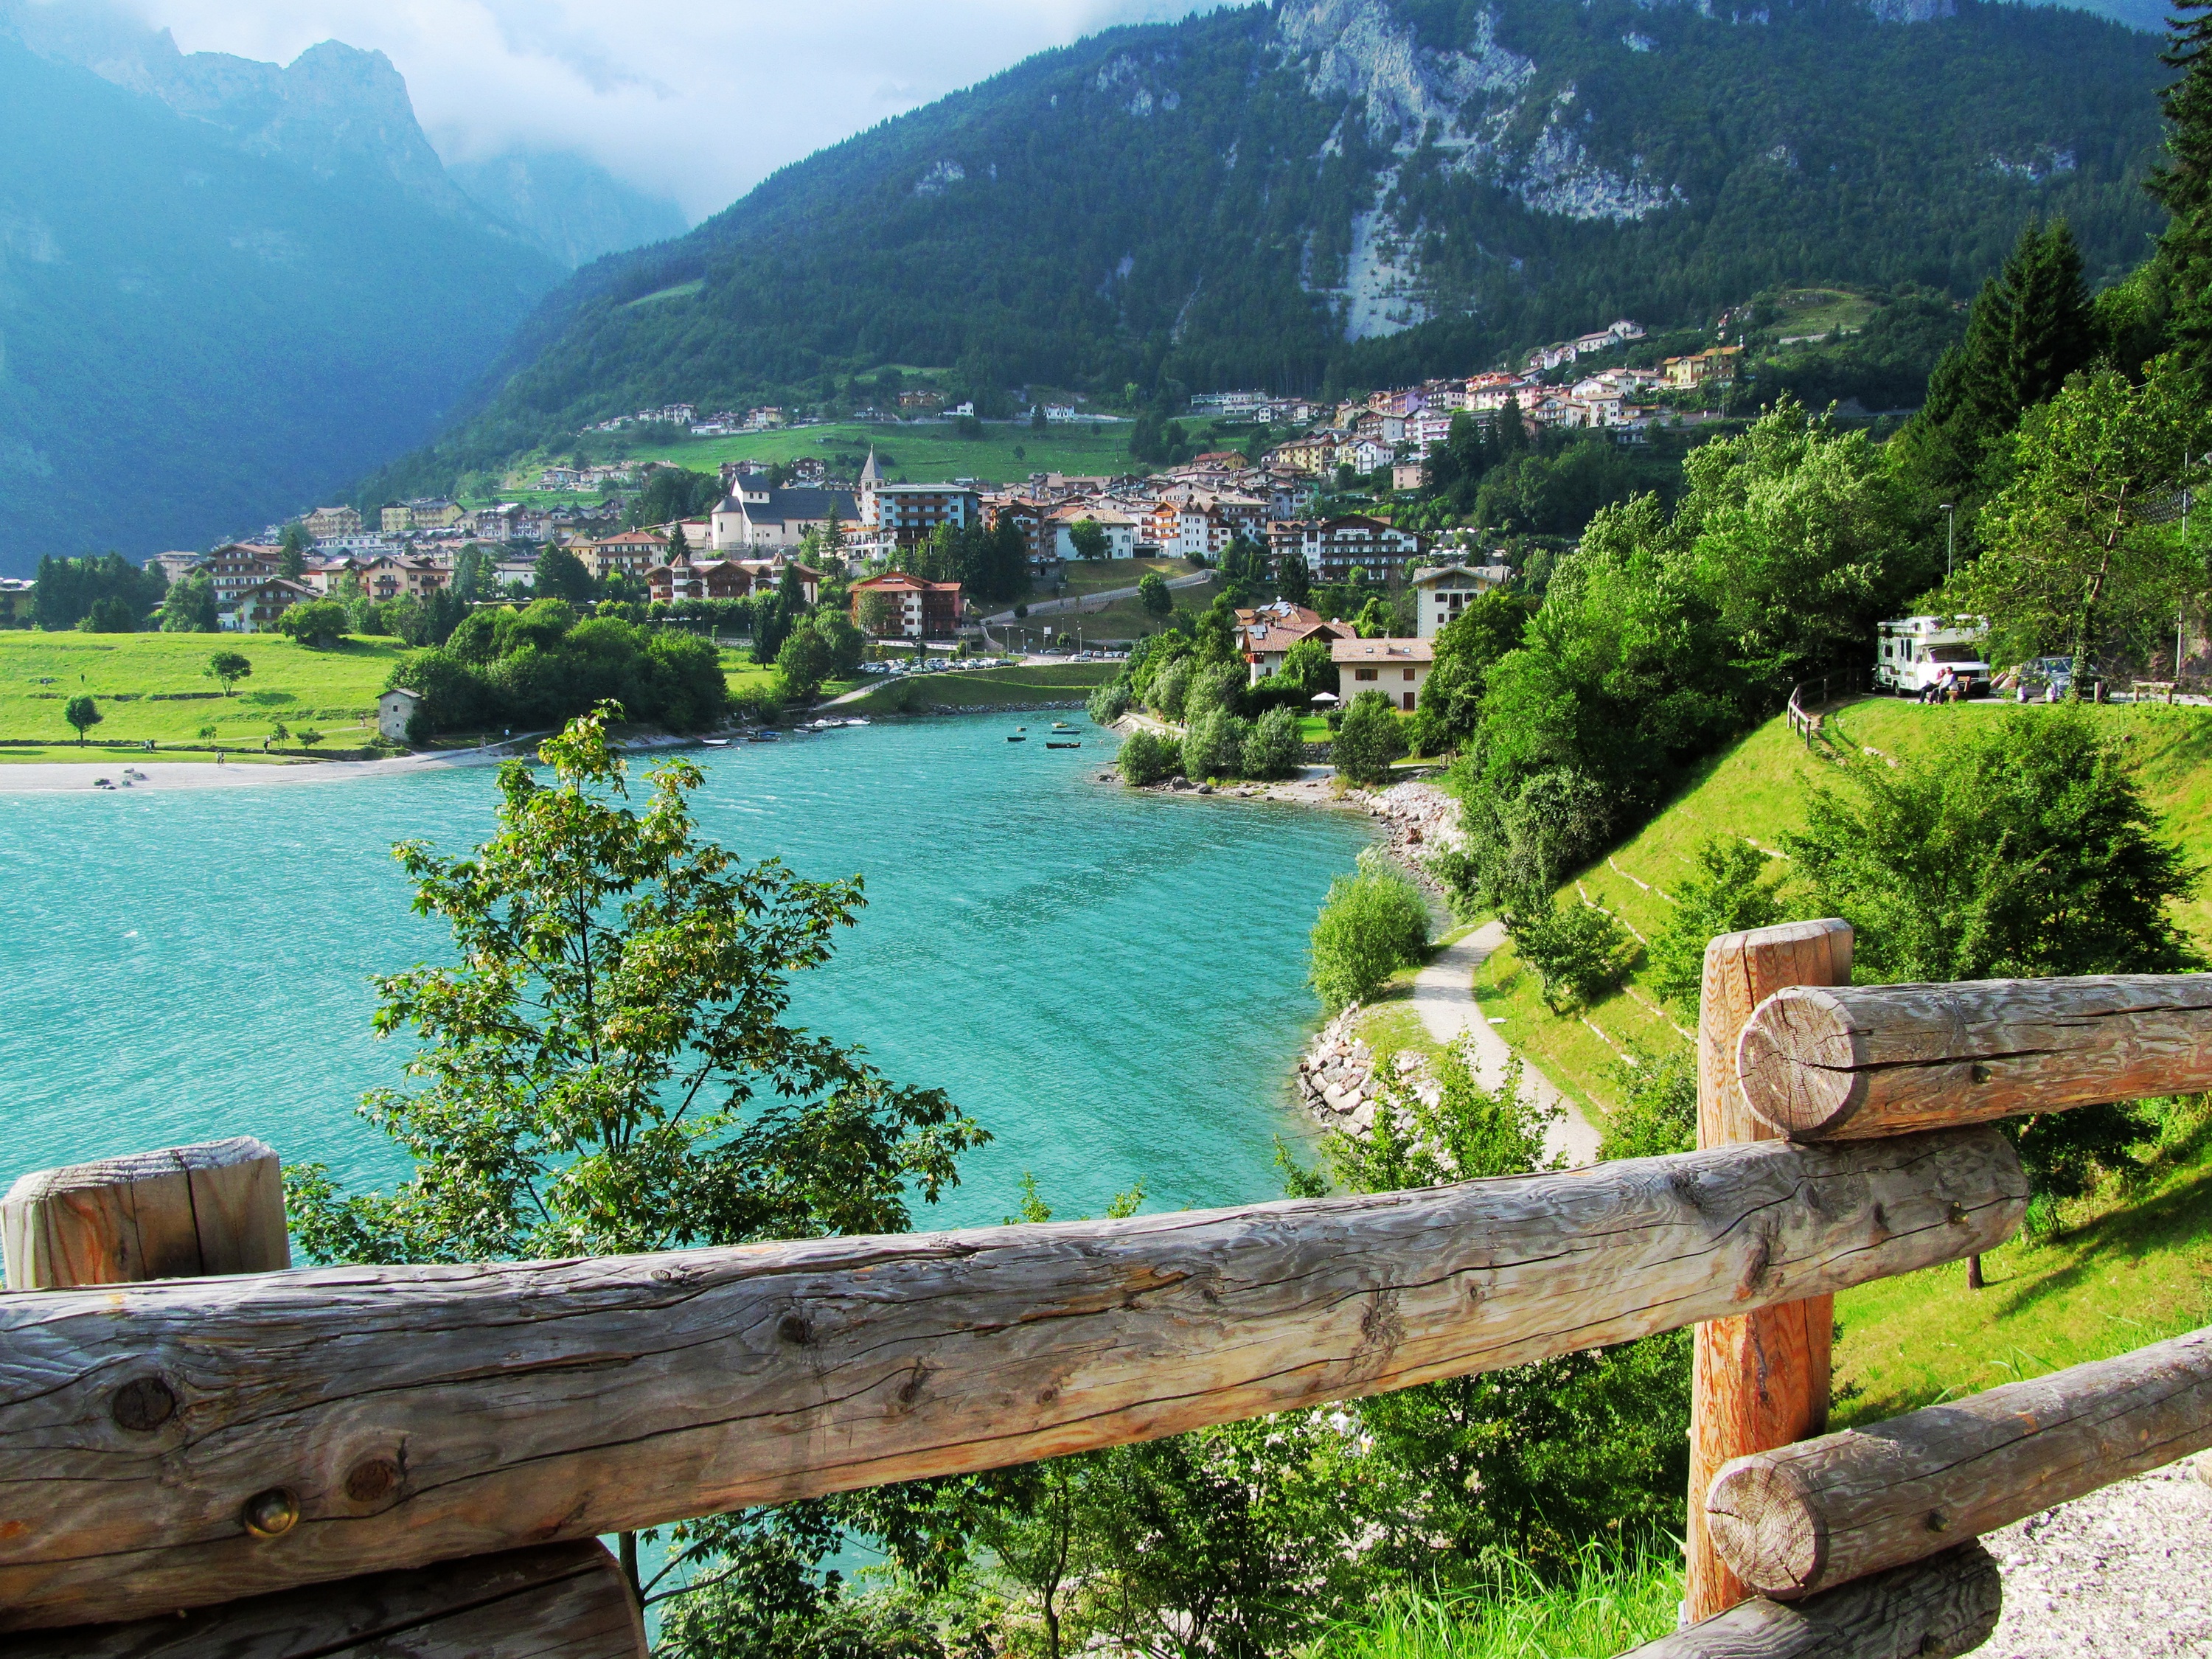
[362,0,2170,504]
[0,11,567,571]
[448,151,689,271]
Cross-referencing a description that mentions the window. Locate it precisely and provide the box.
[1403,668,1416,681]
[1355,667,1379,681]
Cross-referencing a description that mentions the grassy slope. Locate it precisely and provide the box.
[0,633,406,754]
[1069,573,1225,639]
[569,420,1139,495]
[835,661,1117,714]
[1463,695,2212,1424]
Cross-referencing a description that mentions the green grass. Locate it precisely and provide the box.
[834,662,1117,714]
[1457,693,2212,1425]
[0,632,405,754]
[1304,1539,1681,1659]
[1046,557,1194,599]
[1074,574,1224,639]
[601,419,1138,491]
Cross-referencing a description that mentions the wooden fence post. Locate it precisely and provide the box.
[1686,918,1854,1624]
[1,1137,290,1290]
[0,1140,647,1658]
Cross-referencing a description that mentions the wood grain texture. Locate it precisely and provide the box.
[1707,1324,2212,1599]
[1736,975,2212,1141]
[0,1129,2022,1632]
[1619,1543,2000,1659]
[1686,920,1853,1623]
[1,1138,289,1290]
[0,1541,645,1658]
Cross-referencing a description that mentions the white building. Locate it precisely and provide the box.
[1410,563,1514,639]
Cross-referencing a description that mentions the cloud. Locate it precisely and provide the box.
[92,0,1232,222]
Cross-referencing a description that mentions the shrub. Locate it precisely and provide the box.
[1242,704,1302,779]
[1086,681,1131,724]
[1183,661,1244,723]
[1149,656,1194,721]
[1116,728,1180,785]
[1601,1045,1699,1159]
[1181,707,1249,779]
[278,600,350,649]
[1645,837,1787,1014]
[1509,898,1638,1015]
[1309,850,1430,1012]
[1333,689,1409,785]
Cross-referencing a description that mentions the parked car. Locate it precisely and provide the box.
[2014,655,2077,700]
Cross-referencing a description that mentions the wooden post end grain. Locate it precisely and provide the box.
[1618,1543,2000,1659]
[1707,1324,2212,1599]
[1687,919,1854,1624]
[1,1138,289,1291]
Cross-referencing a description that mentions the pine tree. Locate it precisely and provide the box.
[2151,0,2212,392]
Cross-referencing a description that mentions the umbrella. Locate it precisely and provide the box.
[1310,692,1340,705]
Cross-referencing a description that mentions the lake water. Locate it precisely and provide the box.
[0,714,1371,1228]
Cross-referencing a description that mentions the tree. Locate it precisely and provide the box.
[1277,549,1312,607]
[1506,897,1638,1015]
[1240,705,1302,779]
[159,574,220,633]
[2151,0,2212,394]
[1644,837,1787,1014]
[1307,849,1429,1011]
[1418,591,1530,744]
[277,523,311,579]
[80,597,139,633]
[855,589,900,639]
[1068,518,1109,562]
[1276,636,1338,701]
[63,695,101,746]
[776,622,835,702]
[1137,571,1172,618]
[287,709,988,1590]
[535,543,598,603]
[1954,366,2205,685]
[1180,707,1250,779]
[1332,688,1408,785]
[1114,728,1179,785]
[206,650,252,695]
[278,600,350,650]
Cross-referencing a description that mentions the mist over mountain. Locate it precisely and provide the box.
[361,0,2169,505]
[448,150,691,271]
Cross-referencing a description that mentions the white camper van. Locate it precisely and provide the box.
[1874,616,1991,697]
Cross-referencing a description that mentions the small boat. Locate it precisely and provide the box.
[1051,721,1077,732]
[846,717,870,726]
[1007,734,1028,743]
[1046,741,1082,749]
[701,738,731,748]
[747,731,780,743]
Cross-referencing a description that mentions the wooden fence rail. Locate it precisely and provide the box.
[1705,1323,2212,1599]
[0,1129,2021,1632]
[1736,975,2212,1140]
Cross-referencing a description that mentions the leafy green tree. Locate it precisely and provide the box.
[1275,635,1338,701]
[1307,849,1429,1011]
[1276,549,1312,607]
[1508,897,1639,1015]
[2151,0,2212,395]
[1644,837,1787,1015]
[1136,571,1172,618]
[1953,366,2205,685]
[287,709,988,1589]
[205,650,252,695]
[1239,704,1302,779]
[776,621,835,702]
[1331,688,1408,785]
[1417,591,1528,744]
[80,597,139,633]
[1600,1045,1700,1160]
[1147,656,1194,721]
[63,695,101,745]
[1114,728,1180,785]
[1180,706,1249,779]
[1068,518,1109,562]
[277,523,311,579]
[1085,681,1131,723]
[855,589,900,639]
[159,574,220,633]
[278,600,351,650]
[535,543,598,603]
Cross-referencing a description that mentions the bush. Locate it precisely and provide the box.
[1149,656,1194,721]
[1086,681,1131,723]
[1644,837,1787,1014]
[279,600,350,650]
[1242,704,1303,779]
[1116,728,1180,785]
[1183,661,1244,723]
[1309,850,1430,1012]
[1181,707,1250,780]
[1333,689,1409,785]
[1601,1046,1699,1159]
[1509,898,1638,1015]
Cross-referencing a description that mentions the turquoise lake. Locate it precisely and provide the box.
[0,714,1371,1228]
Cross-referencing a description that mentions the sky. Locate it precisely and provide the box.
[102,0,1230,222]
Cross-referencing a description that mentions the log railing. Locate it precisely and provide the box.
[0,928,2205,1658]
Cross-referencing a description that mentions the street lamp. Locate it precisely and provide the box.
[1940,503,1955,578]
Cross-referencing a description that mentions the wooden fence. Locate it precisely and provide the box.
[0,922,2205,1658]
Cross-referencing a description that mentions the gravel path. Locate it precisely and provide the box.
[1971,1458,2212,1656]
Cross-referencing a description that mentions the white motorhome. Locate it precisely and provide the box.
[1874,615,1991,696]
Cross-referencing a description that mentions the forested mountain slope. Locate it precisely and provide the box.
[365,0,2168,501]
[0,12,576,570]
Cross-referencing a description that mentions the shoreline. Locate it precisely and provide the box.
[0,731,704,793]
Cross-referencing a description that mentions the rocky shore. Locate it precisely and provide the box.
[1291,1004,1444,1139]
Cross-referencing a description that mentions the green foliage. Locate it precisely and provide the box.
[285,706,987,1268]
[905,516,1030,605]
[32,554,164,631]
[158,574,219,633]
[1644,837,1786,1015]
[1600,1046,1700,1161]
[1241,704,1303,779]
[626,467,723,530]
[1952,365,2207,679]
[1147,655,1194,722]
[1332,689,1409,785]
[1068,518,1109,562]
[1136,571,1172,619]
[389,605,728,736]
[2151,0,2212,397]
[1418,591,1530,746]
[62,693,100,744]
[1506,897,1638,1015]
[1113,728,1180,785]
[1084,681,1130,723]
[204,650,252,695]
[277,600,351,650]
[1276,634,1339,700]
[1308,849,1430,1012]
[1180,706,1250,780]
[534,543,599,603]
